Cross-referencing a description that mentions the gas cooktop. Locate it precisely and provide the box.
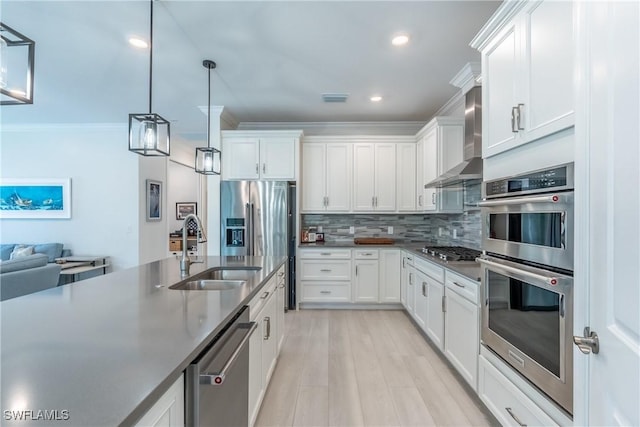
[420,246,482,262]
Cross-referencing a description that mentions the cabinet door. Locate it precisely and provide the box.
[354,260,379,303]
[276,268,286,353]
[406,267,416,314]
[416,139,425,211]
[223,138,260,180]
[422,130,438,211]
[521,0,574,142]
[261,291,277,388]
[260,137,295,180]
[439,125,464,174]
[425,277,444,350]
[302,143,327,212]
[483,21,520,157]
[444,288,479,390]
[380,249,401,303]
[325,143,352,212]
[413,270,428,329]
[135,375,184,427]
[353,143,376,211]
[400,257,409,308]
[396,143,416,211]
[374,143,397,211]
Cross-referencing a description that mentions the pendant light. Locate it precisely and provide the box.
[195,59,221,175]
[0,23,35,105]
[128,0,170,157]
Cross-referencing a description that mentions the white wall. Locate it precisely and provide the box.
[138,156,168,264]
[0,124,139,270]
[167,160,200,235]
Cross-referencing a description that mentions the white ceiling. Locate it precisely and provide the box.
[1,1,500,140]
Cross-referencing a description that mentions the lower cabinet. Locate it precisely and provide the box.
[424,273,445,351]
[380,249,401,303]
[413,269,428,329]
[134,375,184,427]
[353,249,379,303]
[275,267,286,353]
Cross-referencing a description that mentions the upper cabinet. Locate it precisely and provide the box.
[397,143,417,212]
[221,131,302,180]
[353,142,396,212]
[472,0,574,158]
[301,142,352,212]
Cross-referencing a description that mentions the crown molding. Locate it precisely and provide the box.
[470,0,527,51]
[197,105,239,130]
[236,121,425,136]
[302,134,416,144]
[450,62,482,94]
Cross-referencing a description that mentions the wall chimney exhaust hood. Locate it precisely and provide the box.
[426,63,482,188]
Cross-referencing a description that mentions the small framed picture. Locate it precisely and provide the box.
[146,179,162,221]
[176,202,197,220]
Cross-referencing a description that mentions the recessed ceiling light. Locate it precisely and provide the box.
[391,34,410,46]
[128,37,148,49]
[370,95,382,102]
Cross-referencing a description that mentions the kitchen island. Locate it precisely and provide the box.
[0,255,286,426]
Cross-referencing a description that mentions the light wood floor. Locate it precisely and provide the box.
[255,309,497,427]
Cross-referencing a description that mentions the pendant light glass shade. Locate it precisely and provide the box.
[195,59,221,175]
[0,22,35,105]
[128,0,170,157]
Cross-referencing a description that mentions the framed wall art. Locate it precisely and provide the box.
[0,178,71,219]
[146,179,162,221]
[176,202,197,220]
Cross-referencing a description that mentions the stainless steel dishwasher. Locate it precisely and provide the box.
[185,305,256,426]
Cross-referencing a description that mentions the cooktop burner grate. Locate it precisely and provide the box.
[421,246,482,262]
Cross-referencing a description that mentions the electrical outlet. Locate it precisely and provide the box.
[317,226,323,233]
[387,226,393,235]
[452,229,458,239]
[349,226,355,234]
[438,227,443,236]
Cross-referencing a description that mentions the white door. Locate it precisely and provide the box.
[396,143,416,212]
[260,137,295,180]
[425,277,444,350]
[374,143,397,211]
[325,143,352,212]
[353,143,375,211]
[444,288,479,390]
[222,138,260,180]
[422,129,438,211]
[354,260,379,303]
[301,143,327,212]
[406,267,416,315]
[380,249,401,303]
[575,2,640,425]
[413,270,428,330]
[483,21,519,157]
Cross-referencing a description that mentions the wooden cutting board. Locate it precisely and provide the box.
[354,237,395,245]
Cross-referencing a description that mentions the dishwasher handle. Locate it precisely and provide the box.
[200,321,257,386]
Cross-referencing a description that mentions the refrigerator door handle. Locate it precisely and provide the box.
[250,203,256,256]
[245,203,252,256]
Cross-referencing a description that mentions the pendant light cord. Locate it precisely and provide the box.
[148,0,153,114]
[207,64,211,148]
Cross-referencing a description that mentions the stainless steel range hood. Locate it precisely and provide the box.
[426,86,482,188]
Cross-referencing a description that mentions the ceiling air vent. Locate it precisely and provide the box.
[322,93,349,103]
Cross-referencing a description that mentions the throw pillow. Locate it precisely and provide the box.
[33,243,64,262]
[9,245,34,260]
[1,244,16,261]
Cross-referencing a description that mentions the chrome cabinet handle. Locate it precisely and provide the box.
[402,258,406,268]
[200,322,257,385]
[320,290,331,294]
[409,273,413,285]
[422,282,426,297]
[320,252,331,256]
[431,192,435,204]
[264,316,271,340]
[516,103,525,130]
[320,269,332,272]
[256,163,259,174]
[418,195,422,207]
[453,281,465,288]
[355,265,359,276]
[361,252,373,256]
[442,295,446,312]
[375,196,378,207]
[372,197,375,207]
[511,107,518,133]
[260,291,270,299]
[505,407,527,427]
[263,163,266,174]
[573,327,600,354]
[326,196,329,207]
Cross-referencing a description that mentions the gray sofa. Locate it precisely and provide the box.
[0,243,69,301]
[0,254,62,301]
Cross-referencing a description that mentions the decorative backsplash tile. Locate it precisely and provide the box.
[301,210,481,249]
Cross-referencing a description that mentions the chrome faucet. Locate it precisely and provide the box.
[180,213,207,276]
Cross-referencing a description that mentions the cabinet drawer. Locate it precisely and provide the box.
[445,270,479,305]
[301,282,351,302]
[353,249,379,259]
[248,276,278,321]
[299,249,351,259]
[478,356,558,427]
[414,256,444,282]
[300,260,351,280]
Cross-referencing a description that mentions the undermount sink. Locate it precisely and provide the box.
[169,266,262,291]
[171,279,246,291]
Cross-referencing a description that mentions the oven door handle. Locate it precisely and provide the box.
[478,194,566,207]
[200,321,257,386]
[477,257,560,287]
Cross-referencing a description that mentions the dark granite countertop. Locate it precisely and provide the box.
[0,255,286,426]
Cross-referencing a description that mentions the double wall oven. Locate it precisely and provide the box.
[478,163,574,415]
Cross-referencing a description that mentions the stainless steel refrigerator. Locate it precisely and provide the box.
[221,181,296,308]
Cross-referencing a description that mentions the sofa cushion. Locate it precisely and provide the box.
[33,243,64,262]
[0,253,49,274]
[1,244,16,261]
[10,245,34,260]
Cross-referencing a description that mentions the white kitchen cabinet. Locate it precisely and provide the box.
[379,249,401,303]
[444,271,479,391]
[425,274,445,351]
[400,253,413,308]
[406,266,416,315]
[275,266,286,353]
[261,286,277,388]
[353,257,379,303]
[413,268,428,329]
[472,0,574,158]
[135,375,184,427]
[416,118,463,213]
[416,139,426,210]
[353,143,396,211]
[299,249,352,303]
[396,143,416,211]
[221,131,301,180]
[301,142,351,212]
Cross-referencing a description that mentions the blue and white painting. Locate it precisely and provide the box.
[0,179,71,219]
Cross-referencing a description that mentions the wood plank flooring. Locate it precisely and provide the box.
[255,309,497,427]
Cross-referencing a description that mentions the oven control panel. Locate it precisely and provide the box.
[485,163,574,198]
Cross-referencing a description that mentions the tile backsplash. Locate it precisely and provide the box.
[301,210,481,250]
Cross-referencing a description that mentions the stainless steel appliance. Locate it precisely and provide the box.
[221,181,296,308]
[478,163,575,415]
[420,246,481,262]
[185,305,257,426]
